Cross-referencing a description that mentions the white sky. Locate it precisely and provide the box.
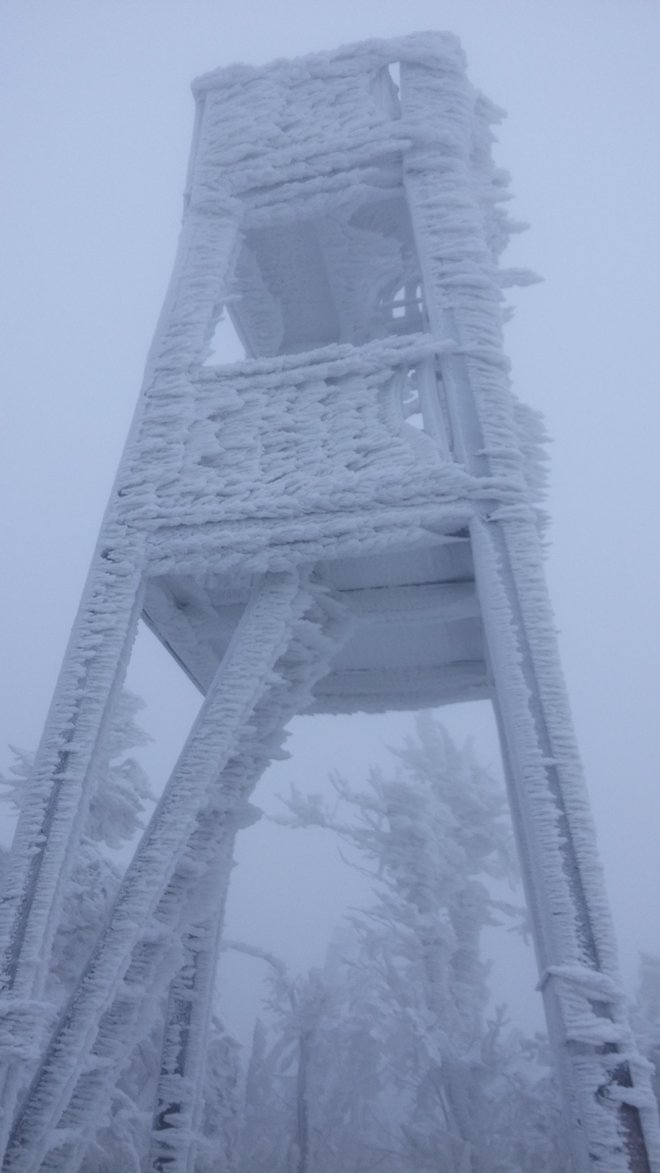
[1,0,659,1037]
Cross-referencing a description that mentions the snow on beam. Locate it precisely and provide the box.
[5,577,349,1173]
[400,45,660,1166]
[337,580,479,623]
[310,661,489,715]
[2,574,308,1172]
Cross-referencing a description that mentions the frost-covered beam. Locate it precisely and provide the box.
[474,516,660,1172]
[142,578,221,694]
[310,661,489,714]
[0,136,244,1162]
[0,546,145,1160]
[149,859,236,1173]
[6,578,348,1173]
[2,573,308,1173]
[337,580,479,623]
[401,51,660,1171]
[147,585,348,1173]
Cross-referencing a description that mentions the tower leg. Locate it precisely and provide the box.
[149,834,240,1173]
[0,545,145,1157]
[472,514,660,1173]
[2,574,346,1173]
[402,55,660,1161]
[146,582,348,1173]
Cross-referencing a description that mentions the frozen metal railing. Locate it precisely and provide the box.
[122,336,460,533]
[394,355,454,460]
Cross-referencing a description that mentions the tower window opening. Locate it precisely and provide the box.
[371,61,402,120]
[387,61,401,95]
[400,367,424,431]
[395,360,453,458]
[380,281,426,333]
[202,307,246,366]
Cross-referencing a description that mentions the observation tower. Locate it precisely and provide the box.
[0,33,657,1172]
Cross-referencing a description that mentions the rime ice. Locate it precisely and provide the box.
[0,32,657,1173]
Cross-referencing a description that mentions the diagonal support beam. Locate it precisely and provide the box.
[1,572,308,1173]
[148,813,249,1173]
[0,550,146,1160]
[145,585,348,1173]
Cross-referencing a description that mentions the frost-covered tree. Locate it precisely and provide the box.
[235,938,398,1173]
[273,714,568,1172]
[196,1016,243,1173]
[1,710,572,1168]
[229,942,316,1173]
[239,1016,290,1172]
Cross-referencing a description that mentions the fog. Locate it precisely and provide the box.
[1,0,659,1061]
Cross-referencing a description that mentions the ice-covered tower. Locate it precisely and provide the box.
[0,33,657,1173]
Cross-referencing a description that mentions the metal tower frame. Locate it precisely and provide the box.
[0,33,657,1173]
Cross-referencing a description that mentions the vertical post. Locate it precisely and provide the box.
[0,85,244,1158]
[147,582,350,1173]
[148,812,252,1173]
[2,573,306,1173]
[402,49,660,1171]
[0,541,145,1157]
[473,515,658,1172]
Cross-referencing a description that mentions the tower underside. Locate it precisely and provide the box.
[143,529,486,713]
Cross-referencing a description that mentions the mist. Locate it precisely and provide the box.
[0,2,659,1168]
